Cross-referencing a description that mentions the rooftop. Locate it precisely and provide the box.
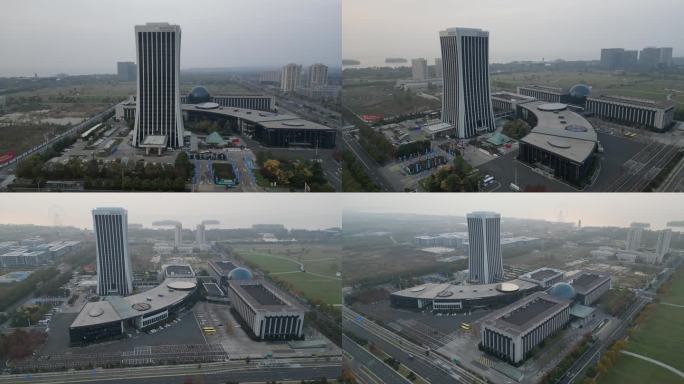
[491,91,536,102]
[571,271,610,294]
[519,267,564,282]
[519,84,566,94]
[209,260,237,274]
[70,278,196,329]
[228,279,305,313]
[482,292,571,335]
[141,135,168,147]
[520,101,597,163]
[392,278,537,301]
[588,95,676,110]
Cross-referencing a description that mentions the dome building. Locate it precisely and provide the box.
[228,267,253,280]
[549,282,576,300]
[187,86,212,104]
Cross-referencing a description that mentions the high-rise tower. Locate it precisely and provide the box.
[467,211,503,284]
[439,27,496,139]
[92,208,133,296]
[133,22,184,149]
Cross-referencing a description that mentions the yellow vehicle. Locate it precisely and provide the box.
[460,323,471,331]
[202,326,216,334]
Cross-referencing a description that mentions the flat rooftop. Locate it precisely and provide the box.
[392,278,538,301]
[482,292,571,336]
[502,297,556,327]
[491,91,536,102]
[210,260,237,274]
[588,95,676,110]
[141,135,168,147]
[203,282,224,297]
[520,101,597,163]
[241,284,286,306]
[228,279,305,313]
[519,267,564,282]
[519,84,566,94]
[164,264,194,278]
[571,271,610,294]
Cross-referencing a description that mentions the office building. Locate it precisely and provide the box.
[467,211,503,284]
[518,268,564,289]
[411,58,428,80]
[307,63,328,87]
[656,229,672,263]
[132,23,184,149]
[195,223,206,246]
[491,91,536,113]
[480,292,571,364]
[281,63,302,92]
[434,58,443,78]
[117,61,136,81]
[640,47,673,68]
[92,208,133,297]
[439,27,496,138]
[517,85,565,103]
[227,279,306,340]
[600,48,637,70]
[569,271,611,306]
[626,224,644,251]
[586,95,675,131]
[517,101,598,186]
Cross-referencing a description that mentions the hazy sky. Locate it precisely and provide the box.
[0,194,341,230]
[343,0,684,64]
[0,0,341,77]
[343,194,684,230]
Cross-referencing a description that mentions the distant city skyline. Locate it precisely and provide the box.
[0,0,341,77]
[342,194,684,230]
[0,194,341,230]
[343,0,684,65]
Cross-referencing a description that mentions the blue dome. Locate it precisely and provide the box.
[188,86,211,103]
[228,267,253,280]
[569,84,592,98]
[549,282,575,300]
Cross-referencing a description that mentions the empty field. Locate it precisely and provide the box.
[235,244,341,305]
[599,268,684,384]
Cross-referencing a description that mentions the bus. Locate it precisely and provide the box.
[460,323,471,331]
[202,326,216,335]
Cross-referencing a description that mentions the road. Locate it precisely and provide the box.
[2,360,340,384]
[341,130,394,191]
[343,307,483,384]
[343,335,410,384]
[604,139,682,192]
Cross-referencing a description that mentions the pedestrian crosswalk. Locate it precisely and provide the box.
[478,355,495,367]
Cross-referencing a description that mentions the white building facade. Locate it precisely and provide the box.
[467,211,503,284]
[133,23,184,149]
[92,208,133,296]
[439,28,496,138]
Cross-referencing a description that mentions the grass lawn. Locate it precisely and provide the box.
[237,249,341,305]
[239,251,300,273]
[599,354,683,384]
[599,269,684,384]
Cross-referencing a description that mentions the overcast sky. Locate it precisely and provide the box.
[343,0,684,64]
[0,0,341,77]
[0,194,341,230]
[343,194,684,230]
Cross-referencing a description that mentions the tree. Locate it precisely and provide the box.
[175,152,193,180]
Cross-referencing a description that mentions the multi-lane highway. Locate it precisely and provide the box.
[2,359,340,384]
[343,335,410,384]
[341,129,394,191]
[343,307,484,384]
[604,139,682,192]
